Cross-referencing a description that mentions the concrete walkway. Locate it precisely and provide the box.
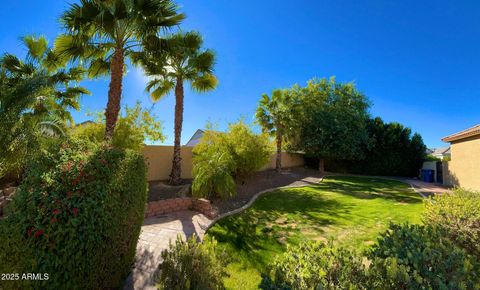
[124,211,213,290]
[392,178,450,197]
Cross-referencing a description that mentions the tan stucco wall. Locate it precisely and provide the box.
[142,146,194,181]
[445,135,480,191]
[142,146,305,181]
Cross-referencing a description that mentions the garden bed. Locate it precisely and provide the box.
[147,180,192,202]
[213,167,322,214]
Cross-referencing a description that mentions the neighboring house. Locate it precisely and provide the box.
[431,146,451,160]
[441,124,480,191]
[75,120,95,127]
[184,129,205,147]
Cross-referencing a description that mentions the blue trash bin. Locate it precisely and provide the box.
[421,169,434,183]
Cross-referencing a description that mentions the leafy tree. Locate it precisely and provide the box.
[256,89,294,172]
[290,77,371,172]
[55,0,184,140]
[134,32,218,185]
[70,102,164,151]
[0,35,88,178]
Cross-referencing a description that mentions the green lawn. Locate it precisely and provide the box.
[206,176,424,290]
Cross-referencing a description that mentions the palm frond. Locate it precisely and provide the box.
[22,35,48,62]
[148,79,175,102]
[88,58,110,78]
[191,73,218,93]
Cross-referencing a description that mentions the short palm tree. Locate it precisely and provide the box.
[0,35,88,177]
[55,0,184,140]
[256,89,293,172]
[135,32,218,185]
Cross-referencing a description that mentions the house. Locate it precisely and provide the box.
[431,146,451,160]
[184,129,205,147]
[441,124,480,191]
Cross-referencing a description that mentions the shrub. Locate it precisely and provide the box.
[225,122,272,178]
[71,102,164,151]
[260,241,367,290]
[423,189,480,259]
[0,139,147,289]
[192,122,271,198]
[192,147,236,199]
[157,235,229,290]
[367,224,480,290]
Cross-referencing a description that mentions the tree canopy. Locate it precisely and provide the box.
[290,77,371,161]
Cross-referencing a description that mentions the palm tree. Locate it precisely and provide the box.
[256,89,293,172]
[55,0,185,140]
[0,35,88,177]
[134,32,218,185]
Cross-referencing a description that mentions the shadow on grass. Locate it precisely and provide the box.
[209,190,349,269]
[317,176,423,204]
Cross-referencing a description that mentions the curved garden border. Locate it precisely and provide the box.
[205,176,326,232]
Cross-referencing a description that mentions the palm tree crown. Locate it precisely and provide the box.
[55,0,185,139]
[256,89,293,171]
[138,32,218,100]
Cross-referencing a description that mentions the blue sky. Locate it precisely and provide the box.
[1,1,480,148]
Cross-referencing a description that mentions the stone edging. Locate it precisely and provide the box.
[205,176,326,232]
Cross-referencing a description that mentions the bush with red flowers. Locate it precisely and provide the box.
[0,139,147,289]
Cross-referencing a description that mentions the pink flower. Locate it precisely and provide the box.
[34,229,44,237]
[73,208,78,217]
[52,209,60,215]
[27,227,34,237]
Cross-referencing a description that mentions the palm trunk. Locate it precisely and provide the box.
[169,77,184,185]
[104,47,124,141]
[275,131,282,172]
[318,158,325,174]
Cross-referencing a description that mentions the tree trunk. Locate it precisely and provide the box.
[318,158,325,174]
[104,48,125,141]
[275,131,282,172]
[169,77,184,185]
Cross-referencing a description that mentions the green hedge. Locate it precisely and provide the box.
[0,140,147,289]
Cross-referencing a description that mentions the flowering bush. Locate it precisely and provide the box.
[0,139,147,289]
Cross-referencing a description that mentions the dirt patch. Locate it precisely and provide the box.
[147,180,192,202]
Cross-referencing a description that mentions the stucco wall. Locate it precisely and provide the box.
[445,135,480,191]
[142,146,305,181]
[142,146,194,181]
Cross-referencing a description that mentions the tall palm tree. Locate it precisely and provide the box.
[55,0,185,140]
[256,89,293,172]
[135,32,218,185]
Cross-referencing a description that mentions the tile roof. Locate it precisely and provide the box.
[442,124,480,142]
